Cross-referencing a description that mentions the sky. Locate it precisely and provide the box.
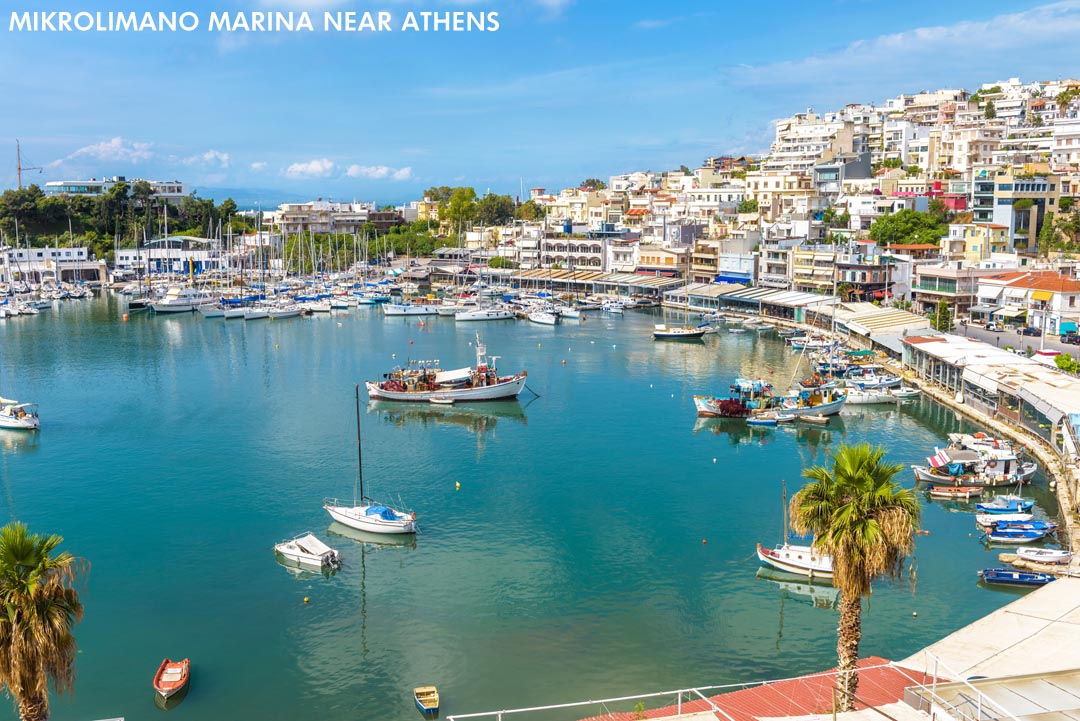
[1,0,1079,205]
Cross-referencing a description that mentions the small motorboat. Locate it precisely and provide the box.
[414,685,440,714]
[274,532,341,568]
[153,658,191,699]
[977,496,1035,514]
[728,327,748,334]
[797,414,830,425]
[890,386,921,399]
[1016,547,1072,565]
[927,485,983,500]
[975,512,1033,527]
[747,415,778,427]
[993,520,1058,533]
[985,527,1053,544]
[978,568,1056,587]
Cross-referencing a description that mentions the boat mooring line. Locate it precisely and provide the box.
[524,383,541,398]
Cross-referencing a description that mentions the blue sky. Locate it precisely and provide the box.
[2,0,1079,204]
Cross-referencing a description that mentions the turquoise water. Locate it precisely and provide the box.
[0,297,1059,721]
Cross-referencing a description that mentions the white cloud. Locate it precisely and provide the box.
[346,164,414,181]
[284,158,335,178]
[183,149,231,168]
[347,164,390,179]
[49,136,153,167]
[535,0,572,14]
[633,18,675,30]
[728,1,1080,92]
[250,161,268,172]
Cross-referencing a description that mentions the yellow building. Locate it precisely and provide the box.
[940,223,1011,263]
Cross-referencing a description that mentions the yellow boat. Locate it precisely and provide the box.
[414,685,440,714]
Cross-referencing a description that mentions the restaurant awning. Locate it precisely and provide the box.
[994,307,1027,318]
[969,304,1000,314]
[1031,290,1054,302]
[1061,321,1078,334]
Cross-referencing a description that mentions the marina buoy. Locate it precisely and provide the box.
[612,344,616,349]
[591,340,595,344]
[337,322,343,327]
[912,612,918,618]
[122,313,129,321]
[419,321,425,327]
[713,458,717,463]
[392,354,397,359]
[650,384,653,388]
[304,597,309,604]
[275,344,279,349]
[410,340,414,345]
[562,359,566,365]
[455,482,461,490]
[702,539,707,545]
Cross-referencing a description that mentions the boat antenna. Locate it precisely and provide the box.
[355,384,365,503]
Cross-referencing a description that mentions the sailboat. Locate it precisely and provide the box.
[755,480,834,581]
[324,386,417,535]
[653,247,705,340]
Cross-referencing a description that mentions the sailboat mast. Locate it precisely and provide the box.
[355,383,364,501]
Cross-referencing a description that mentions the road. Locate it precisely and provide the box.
[953,322,1080,358]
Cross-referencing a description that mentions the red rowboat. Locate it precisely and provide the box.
[927,485,983,499]
[153,658,190,699]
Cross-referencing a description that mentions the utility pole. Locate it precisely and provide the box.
[16,140,42,190]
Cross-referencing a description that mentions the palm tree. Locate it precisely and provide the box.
[789,443,920,713]
[0,522,85,721]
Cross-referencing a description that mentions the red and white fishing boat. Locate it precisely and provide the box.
[152,658,190,699]
[756,542,834,580]
[366,333,527,402]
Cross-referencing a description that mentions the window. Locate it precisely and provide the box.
[998,184,1014,191]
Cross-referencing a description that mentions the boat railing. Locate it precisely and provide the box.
[444,661,905,721]
[903,651,1023,721]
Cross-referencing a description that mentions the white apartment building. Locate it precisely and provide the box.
[762,112,854,173]
[276,200,374,235]
[44,177,188,203]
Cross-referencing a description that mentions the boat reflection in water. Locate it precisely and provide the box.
[755,567,840,610]
[326,521,418,551]
[368,400,528,436]
[152,681,189,711]
[274,551,340,580]
[0,428,40,457]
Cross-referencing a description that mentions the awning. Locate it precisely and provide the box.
[714,274,752,284]
[994,307,1027,318]
[969,304,1000,314]
[1061,321,1078,334]
[1031,290,1054,302]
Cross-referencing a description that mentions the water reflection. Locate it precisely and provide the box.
[273,551,340,580]
[692,417,845,451]
[0,429,40,456]
[152,682,189,711]
[368,400,527,435]
[755,567,839,610]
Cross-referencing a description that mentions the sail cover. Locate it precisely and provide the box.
[365,505,400,521]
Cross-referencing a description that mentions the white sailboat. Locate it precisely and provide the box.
[324,386,417,535]
[755,481,834,581]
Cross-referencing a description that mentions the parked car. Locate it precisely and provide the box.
[1020,327,1042,337]
[1062,332,1080,345]
[985,323,1005,332]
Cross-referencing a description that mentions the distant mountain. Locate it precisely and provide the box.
[190,186,311,210]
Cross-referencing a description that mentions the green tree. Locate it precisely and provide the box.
[1055,354,1080,374]
[488,256,516,268]
[930,298,953,331]
[790,444,920,712]
[580,178,607,191]
[1038,215,1058,256]
[445,187,477,227]
[219,198,238,219]
[474,193,515,226]
[0,522,85,721]
[984,100,997,119]
[868,209,947,246]
[515,199,547,222]
[737,198,759,214]
[1060,197,1075,212]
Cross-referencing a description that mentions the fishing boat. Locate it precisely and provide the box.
[152,658,191,699]
[927,485,983,500]
[978,568,1056,587]
[1016,547,1072,564]
[993,520,1058,533]
[693,379,773,418]
[890,386,921,399]
[653,324,706,340]
[274,532,340,568]
[985,527,1052,544]
[0,398,39,430]
[414,685,440,714]
[324,386,417,535]
[912,448,1037,486]
[366,333,527,402]
[975,512,1033,527]
[844,388,897,405]
[977,495,1036,514]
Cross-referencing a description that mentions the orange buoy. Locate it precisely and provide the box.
[122,313,129,321]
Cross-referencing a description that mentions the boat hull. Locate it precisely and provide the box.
[324,502,416,535]
[365,375,527,402]
[756,543,834,579]
[979,568,1055,586]
[382,304,438,316]
[153,658,191,699]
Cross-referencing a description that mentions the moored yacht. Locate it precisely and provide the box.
[150,286,216,313]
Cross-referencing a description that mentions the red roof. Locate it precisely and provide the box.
[578,658,933,721]
[626,209,649,216]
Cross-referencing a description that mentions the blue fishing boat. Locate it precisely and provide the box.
[976,496,1035,514]
[978,568,1056,587]
[985,527,1053,544]
[993,520,1058,532]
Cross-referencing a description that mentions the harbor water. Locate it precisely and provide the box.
[0,296,1059,721]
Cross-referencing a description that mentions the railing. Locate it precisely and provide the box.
[445,663,904,721]
[904,652,1023,721]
